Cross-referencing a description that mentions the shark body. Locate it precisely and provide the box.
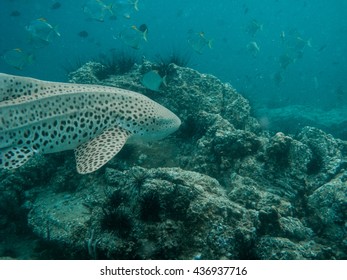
[0,73,181,173]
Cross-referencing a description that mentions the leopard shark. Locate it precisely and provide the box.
[0,73,181,174]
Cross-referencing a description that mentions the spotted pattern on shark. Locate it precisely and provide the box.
[0,73,181,173]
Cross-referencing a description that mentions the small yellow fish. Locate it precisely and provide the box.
[283,29,312,54]
[280,31,285,42]
[83,0,113,22]
[123,13,131,19]
[2,48,34,70]
[26,18,60,47]
[246,19,263,37]
[279,53,295,69]
[109,0,139,20]
[247,41,260,57]
[188,31,213,54]
[295,37,312,50]
[119,24,148,49]
[133,0,139,11]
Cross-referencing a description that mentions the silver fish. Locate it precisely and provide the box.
[111,0,139,19]
[2,48,34,70]
[119,25,147,49]
[83,0,113,22]
[141,70,165,91]
[246,19,263,37]
[26,18,60,47]
[187,31,212,54]
[0,73,181,174]
[246,41,260,57]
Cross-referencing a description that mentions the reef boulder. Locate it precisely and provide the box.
[1,61,346,259]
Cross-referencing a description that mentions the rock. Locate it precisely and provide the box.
[278,217,313,241]
[297,127,344,186]
[69,62,261,133]
[68,62,106,84]
[28,167,259,260]
[307,173,347,257]
[255,105,347,140]
[256,236,334,260]
[2,61,347,259]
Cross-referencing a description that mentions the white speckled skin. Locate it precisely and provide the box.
[0,73,181,173]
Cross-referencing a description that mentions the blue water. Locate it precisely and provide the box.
[1,0,346,109]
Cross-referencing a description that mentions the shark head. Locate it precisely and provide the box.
[128,101,181,142]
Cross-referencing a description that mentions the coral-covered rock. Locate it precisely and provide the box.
[297,127,344,185]
[1,61,347,259]
[256,236,334,260]
[28,167,259,259]
[307,172,347,257]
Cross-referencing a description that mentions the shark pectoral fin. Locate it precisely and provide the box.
[74,127,131,174]
[0,146,34,170]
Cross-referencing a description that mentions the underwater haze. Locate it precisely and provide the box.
[1,0,346,109]
[1,0,347,261]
